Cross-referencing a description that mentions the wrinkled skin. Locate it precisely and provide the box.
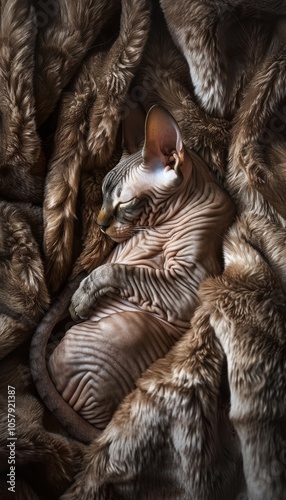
[48,105,235,436]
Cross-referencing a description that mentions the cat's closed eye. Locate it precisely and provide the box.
[118,198,138,211]
[119,197,146,214]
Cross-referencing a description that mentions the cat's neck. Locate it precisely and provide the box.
[149,148,215,226]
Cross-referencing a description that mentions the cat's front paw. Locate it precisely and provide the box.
[69,266,118,321]
[69,279,97,321]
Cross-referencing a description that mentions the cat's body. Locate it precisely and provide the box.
[31,105,235,444]
[61,212,286,500]
[58,3,286,498]
[4,0,285,496]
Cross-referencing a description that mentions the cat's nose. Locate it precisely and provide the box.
[97,208,113,233]
[98,222,108,233]
[97,209,112,232]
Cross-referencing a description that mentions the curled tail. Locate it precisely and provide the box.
[30,271,98,444]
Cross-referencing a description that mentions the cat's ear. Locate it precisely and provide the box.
[122,101,146,155]
[143,105,185,174]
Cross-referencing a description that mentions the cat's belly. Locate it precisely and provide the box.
[48,229,187,430]
[89,294,146,321]
[89,293,185,335]
[49,299,183,429]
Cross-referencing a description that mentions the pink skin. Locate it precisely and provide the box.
[48,106,235,434]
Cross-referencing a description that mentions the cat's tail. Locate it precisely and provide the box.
[29,271,99,445]
[43,0,151,294]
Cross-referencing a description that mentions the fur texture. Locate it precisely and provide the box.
[159,0,286,218]
[43,0,151,293]
[201,215,286,499]
[0,389,86,498]
[0,338,87,498]
[34,0,121,125]
[0,202,49,358]
[61,306,243,500]
[1,0,286,498]
[0,0,45,204]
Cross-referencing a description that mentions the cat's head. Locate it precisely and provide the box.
[97,104,189,242]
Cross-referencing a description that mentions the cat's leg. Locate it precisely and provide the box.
[48,311,181,431]
[201,219,286,499]
[60,308,242,500]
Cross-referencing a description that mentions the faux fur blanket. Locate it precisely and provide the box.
[0,1,286,499]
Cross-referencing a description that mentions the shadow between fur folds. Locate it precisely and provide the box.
[1,0,286,498]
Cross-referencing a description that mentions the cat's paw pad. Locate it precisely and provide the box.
[69,285,96,322]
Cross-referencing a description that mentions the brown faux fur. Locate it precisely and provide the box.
[201,215,286,499]
[61,305,243,500]
[1,0,286,498]
[34,0,121,126]
[43,0,151,293]
[0,0,45,204]
[0,202,49,358]
[0,349,86,498]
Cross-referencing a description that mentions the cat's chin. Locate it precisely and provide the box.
[106,226,135,243]
[108,233,131,244]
